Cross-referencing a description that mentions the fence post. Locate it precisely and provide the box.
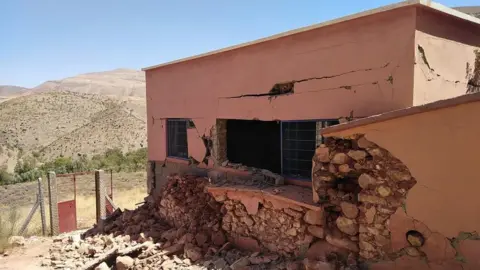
[95,170,106,230]
[47,172,59,236]
[37,178,47,236]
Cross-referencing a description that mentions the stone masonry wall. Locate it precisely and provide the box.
[312,134,417,261]
[209,189,326,257]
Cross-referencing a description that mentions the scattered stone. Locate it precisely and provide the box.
[347,150,367,161]
[307,226,325,239]
[331,153,349,165]
[365,207,376,224]
[326,235,359,252]
[95,262,110,270]
[184,244,203,262]
[405,246,421,257]
[336,216,358,236]
[358,194,387,205]
[230,256,250,269]
[315,146,331,162]
[358,174,377,189]
[304,209,323,225]
[340,202,359,219]
[8,236,25,247]
[116,255,134,270]
[377,186,392,197]
[357,136,375,149]
[338,164,351,173]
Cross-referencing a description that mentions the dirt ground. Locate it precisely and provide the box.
[0,236,52,270]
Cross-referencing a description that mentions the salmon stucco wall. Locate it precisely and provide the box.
[413,7,480,105]
[324,99,480,239]
[145,7,417,161]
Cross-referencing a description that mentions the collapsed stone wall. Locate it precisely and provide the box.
[312,134,417,260]
[218,197,322,256]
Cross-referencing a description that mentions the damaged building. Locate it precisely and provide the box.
[141,0,480,269]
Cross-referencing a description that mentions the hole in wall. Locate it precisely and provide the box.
[226,119,281,173]
[406,230,425,247]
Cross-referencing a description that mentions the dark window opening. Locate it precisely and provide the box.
[167,119,188,159]
[226,120,281,173]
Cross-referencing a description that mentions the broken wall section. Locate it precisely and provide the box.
[209,188,325,257]
[312,135,417,260]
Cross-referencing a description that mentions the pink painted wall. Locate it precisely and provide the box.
[146,7,418,161]
[413,7,480,105]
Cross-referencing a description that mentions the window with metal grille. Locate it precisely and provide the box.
[281,120,339,179]
[167,119,188,159]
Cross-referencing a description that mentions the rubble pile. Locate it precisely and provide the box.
[312,135,417,260]
[158,175,223,232]
[40,174,361,269]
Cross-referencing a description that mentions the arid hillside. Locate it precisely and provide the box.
[0,85,29,103]
[32,68,146,98]
[0,69,146,172]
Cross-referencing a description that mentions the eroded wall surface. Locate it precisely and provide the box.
[146,7,417,162]
[413,7,480,105]
[323,99,480,268]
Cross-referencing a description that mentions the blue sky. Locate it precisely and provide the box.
[0,0,477,88]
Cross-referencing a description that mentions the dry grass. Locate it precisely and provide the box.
[0,171,147,252]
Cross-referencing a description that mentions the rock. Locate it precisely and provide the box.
[331,153,349,165]
[315,146,330,162]
[184,244,203,262]
[286,228,297,236]
[8,236,25,247]
[303,258,334,270]
[213,258,228,269]
[365,207,376,224]
[211,231,226,246]
[405,246,421,257]
[358,194,387,205]
[195,232,208,246]
[230,257,249,269]
[407,234,424,247]
[340,202,359,219]
[69,234,81,244]
[95,262,110,270]
[357,136,375,149]
[359,240,375,252]
[88,246,97,256]
[387,170,412,182]
[284,208,303,219]
[375,234,390,246]
[242,216,254,226]
[326,235,359,252]
[307,226,325,238]
[377,186,392,197]
[367,148,384,157]
[304,209,323,225]
[358,174,377,189]
[286,261,302,270]
[338,164,351,173]
[336,216,358,236]
[116,256,134,270]
[347,150,367,161]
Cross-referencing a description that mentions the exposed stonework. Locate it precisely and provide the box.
[209,191,323,257]
[312,135,417,261]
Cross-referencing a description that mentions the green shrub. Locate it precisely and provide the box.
[1,148,147,185]
[0,167,14,185]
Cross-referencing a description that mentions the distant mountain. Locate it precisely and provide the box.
[32,68,146,98]
[453,6,480,19]
[0,69,146,172]
[0,85,28,96]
